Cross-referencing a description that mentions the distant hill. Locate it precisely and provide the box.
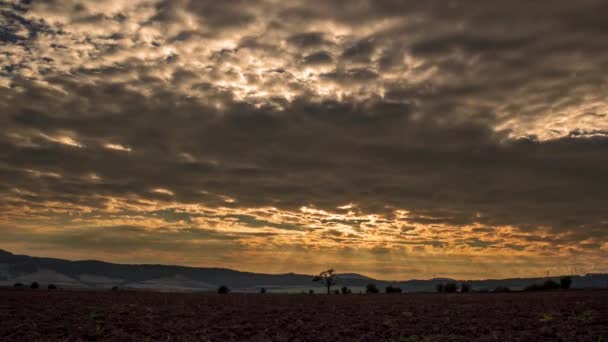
[336,273,373,280]
[1,249,607,292]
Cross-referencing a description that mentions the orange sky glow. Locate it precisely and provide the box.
[1,0,607,280]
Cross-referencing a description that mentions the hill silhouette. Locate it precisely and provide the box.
[1,249,606,292]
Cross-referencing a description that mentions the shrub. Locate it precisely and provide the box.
[444,282,458,293]
[543,279,560,290]
[560,276,572,289]
[525,279,560,291]
[385,285,403,294]
[366,283,379,294]
[436,283,444,293]
[30,282,39,289]
[334,289,340,294]
[260,287,266,294]
[217,285,230,294]
[341,286,350,294]
[48,284,57,290]
[13,282,24,288]
[111,286,119,291]
[309,289,314,295]
[460,282,472,293]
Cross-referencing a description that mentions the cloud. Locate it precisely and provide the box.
[0,0,607,278]
[302,51,333,66]
[287,32,328,48]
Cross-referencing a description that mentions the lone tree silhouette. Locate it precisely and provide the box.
[313,269,338,294]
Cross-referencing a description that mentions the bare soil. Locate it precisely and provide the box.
[1,288,607,341]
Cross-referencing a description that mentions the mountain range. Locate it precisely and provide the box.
[1,249,606,293]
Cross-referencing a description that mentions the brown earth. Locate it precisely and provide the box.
[1,288,607,341]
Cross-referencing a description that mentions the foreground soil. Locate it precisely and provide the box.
[1,288,607,341]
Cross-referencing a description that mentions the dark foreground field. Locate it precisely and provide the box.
[1,289,607,341]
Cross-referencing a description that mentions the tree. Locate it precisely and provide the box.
[30,282,39,289]
[260,287,266,294]
[313,269,338,294]
[460,282,471,293]
[341,286,350,294]
[47,284,57,290]
[366,283,379,294]
[560,276,572,289]
[436,283,445,293]
[217,285,230,294]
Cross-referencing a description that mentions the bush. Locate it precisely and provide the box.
[48,284,57,290]
[30,282,39,289]
[560,276,572,289]
[217,285,230,294]
[13,282,24,288]
[309,289,314,295]
[385,285,402,294]
[366,283,379,294]
[460,282,472,293]
[543,279,560,290]
[525,279,560,291]
[436,283,444,293]
[111,286,119,291]
[260,287,266,294]
[443,282,458,293]
[341,286,351,294]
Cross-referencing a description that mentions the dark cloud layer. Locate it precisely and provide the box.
[0,0,607,276]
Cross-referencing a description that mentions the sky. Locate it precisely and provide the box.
[1,0,607,280]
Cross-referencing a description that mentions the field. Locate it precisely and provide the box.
[1,289,607,341]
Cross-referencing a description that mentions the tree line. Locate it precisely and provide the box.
[12,271,574,294]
